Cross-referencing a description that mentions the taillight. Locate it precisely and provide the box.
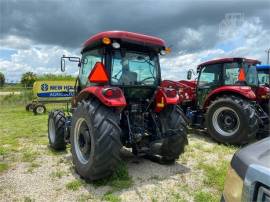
[165,88,177,98]
[102,88,122,98]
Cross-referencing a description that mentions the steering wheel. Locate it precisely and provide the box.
[140,77,155,85]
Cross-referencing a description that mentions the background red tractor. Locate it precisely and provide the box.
[47,31,188,180]
[164,58,269,144]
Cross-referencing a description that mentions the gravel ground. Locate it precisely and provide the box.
[0,133,236,202]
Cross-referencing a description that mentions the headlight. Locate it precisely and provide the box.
[223,166,244,202]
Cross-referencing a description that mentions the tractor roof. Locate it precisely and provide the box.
[256,64,270,70]
[197,57,261,69]
[82,31,166,51]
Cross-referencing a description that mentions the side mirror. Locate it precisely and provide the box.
[61,57,65,72]
[60,55,81,72]
[187,70,192,80]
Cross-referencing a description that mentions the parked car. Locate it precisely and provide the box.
[222,137,270,201]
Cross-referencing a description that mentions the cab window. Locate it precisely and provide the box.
[198,64,222,87]
[80,49,103,86]
[224,62,239,85]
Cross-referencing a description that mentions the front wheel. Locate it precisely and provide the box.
[70,99,122,181]
[48,110,66,150]
[206,96,258,144]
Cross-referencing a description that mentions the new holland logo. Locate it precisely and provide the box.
[41,83,49,91]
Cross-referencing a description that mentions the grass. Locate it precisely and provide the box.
[102,191,121,202]
[0,146,8,156]
[22,150,39,162]
[27,162,41,173]
[23,196,34,202]
[0,163,9,173]
[65,179,84,191]
[78,194,93,202]
[0,90,33,105]
[0,103,67,173]
[197,160,229,192]
[194,191,217,202]
[36,74,75,81]
[50,170,66,179]
[93,161,133,192]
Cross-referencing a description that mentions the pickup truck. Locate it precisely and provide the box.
[222,137,270,201]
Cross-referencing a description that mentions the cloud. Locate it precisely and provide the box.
[0,0,269,82]
[1,0,269,52]
[0,46,80,82]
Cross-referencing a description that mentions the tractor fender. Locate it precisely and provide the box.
[75,86,126,108]
[203,86,256,108]
[155,87,179,112]
[256,86,270,103]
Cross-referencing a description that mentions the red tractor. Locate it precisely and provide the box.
[164,58,269,144]
[47,31,188,180]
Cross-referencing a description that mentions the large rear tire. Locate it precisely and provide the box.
[70,99,122,181]
[150,105,188,163]
[206,96,258,144]
[48,110,66,150]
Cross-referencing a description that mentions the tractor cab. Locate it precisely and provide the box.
[80,32,166,101]
[256,64,270,115]
[194,58,260,109]
[61,31,171,105]
[256,64,270,87]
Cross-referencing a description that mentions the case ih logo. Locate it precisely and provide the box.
[41,83,49,91]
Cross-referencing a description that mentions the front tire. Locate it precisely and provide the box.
[48,110,66,150]
[70,99,122,181]
[206,96,258,144]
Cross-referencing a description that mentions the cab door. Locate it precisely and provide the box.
[196,63,223,109]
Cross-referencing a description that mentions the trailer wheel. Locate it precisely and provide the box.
[150,105,188,163]
[70,99,122,181]
[206,96,258,144]
[48,110,66,150]
[33,104,46,115]
[26,103,34,111]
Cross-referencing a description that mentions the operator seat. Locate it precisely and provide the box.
[119,70,137,85]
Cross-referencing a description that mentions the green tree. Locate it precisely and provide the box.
[0,72,5,87]
[21,72,37,88]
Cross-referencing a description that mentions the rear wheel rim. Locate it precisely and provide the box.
[36,106,45,114]
[74,118,91,164]
[49,118,56,143]
[212,106,240,137]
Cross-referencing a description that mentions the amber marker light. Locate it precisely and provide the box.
[102,37,111,45]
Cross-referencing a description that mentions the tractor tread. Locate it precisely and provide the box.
[48,110,66,150]
[206,95,258,144]
[71,99,122,181]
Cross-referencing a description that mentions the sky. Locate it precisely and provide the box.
[0,0,270,82]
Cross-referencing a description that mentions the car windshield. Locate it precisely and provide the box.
[257,70,269,85]
[111,50,159,86]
